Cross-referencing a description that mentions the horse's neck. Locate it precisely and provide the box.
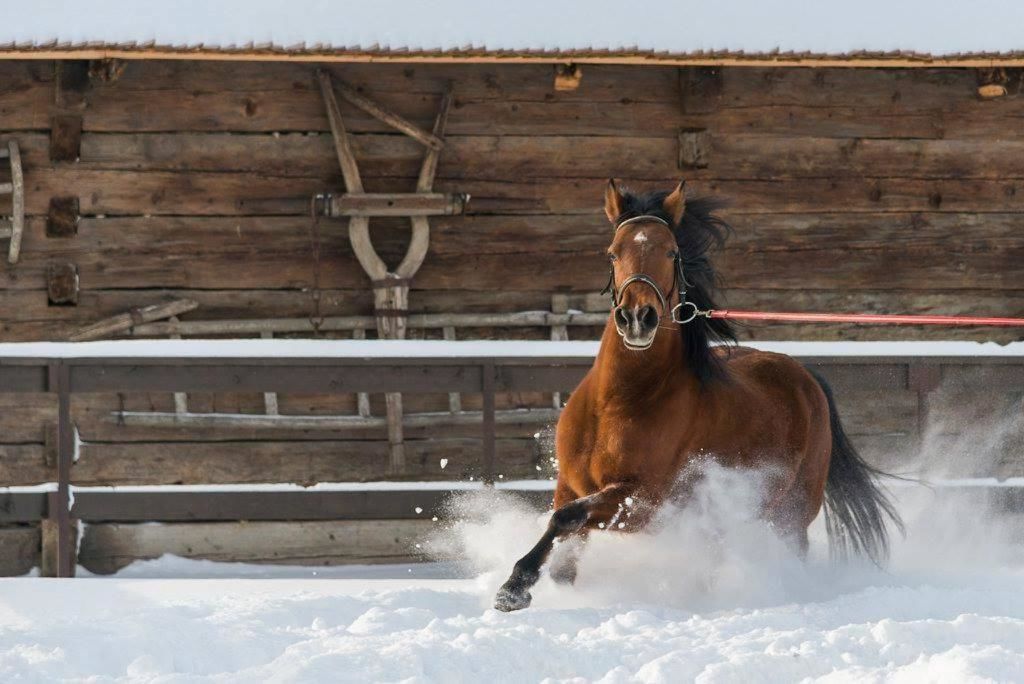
[595,320,693,404]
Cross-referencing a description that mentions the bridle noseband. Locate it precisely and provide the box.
[601,215,700,325]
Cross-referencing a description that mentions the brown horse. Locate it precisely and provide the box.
[494,180,903,612]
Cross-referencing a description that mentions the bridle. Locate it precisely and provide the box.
[601,215,701,325]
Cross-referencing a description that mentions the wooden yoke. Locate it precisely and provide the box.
[316,70,465,472]
[0,140,25,264]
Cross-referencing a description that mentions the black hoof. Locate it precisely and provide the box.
[493,585,532,612]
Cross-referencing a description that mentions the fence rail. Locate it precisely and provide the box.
[2,344,1023,576]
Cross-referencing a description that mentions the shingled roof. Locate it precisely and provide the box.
[3,0,1024,65]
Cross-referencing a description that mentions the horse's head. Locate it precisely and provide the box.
[603,179,687,351]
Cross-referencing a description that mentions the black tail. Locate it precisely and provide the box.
[811,371,905,565]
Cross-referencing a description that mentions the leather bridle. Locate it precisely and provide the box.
[601,215,701,325]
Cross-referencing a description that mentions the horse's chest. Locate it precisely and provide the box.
[587,413,678,483]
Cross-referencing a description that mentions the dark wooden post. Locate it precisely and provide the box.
[44,361,75,577]
[482,361,496,485]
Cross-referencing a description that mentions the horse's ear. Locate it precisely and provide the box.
[663,180,686,226]
[604,179,625,224]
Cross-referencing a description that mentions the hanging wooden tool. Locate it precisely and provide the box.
[315,70,468,473]
[0,140,25,264]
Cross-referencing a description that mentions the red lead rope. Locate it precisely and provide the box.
[704,309,1024,327]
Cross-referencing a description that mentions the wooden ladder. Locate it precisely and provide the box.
[0,140,25,264]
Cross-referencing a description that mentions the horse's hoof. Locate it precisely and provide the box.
[493,586,532,612]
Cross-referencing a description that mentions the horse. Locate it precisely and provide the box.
[493,180,903,612]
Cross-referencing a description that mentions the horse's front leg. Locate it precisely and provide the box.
[493,482,639,612]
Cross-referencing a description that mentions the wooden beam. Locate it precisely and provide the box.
[67,298,198,341]
[332,78,445,150]
[325,192,467,217]
[554,63,582,91]
[416,86,454,193]
[49,114,82,162]
[131,311,610,336]
[54,60,90,107]
[69,488,552,522]
[6,141,23,264]
[79,520,436,574]
[396,85,457,280]
[87,58,126,83]
[443,326,462,414]
[260,331,279,416]
[0,527,39,576]
[352,327,372,418]
[114,407,560,430]
[46,195,80,237]
[678,128,711,169]
[46,262,79,305]
[40,518,78,578]
[315,69,364,193]
[169,315,189,415]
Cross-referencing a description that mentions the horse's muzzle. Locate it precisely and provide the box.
[614,305,658,350]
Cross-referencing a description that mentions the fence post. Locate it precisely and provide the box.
[908,363,941,453]
[45,361,75,577]
[482,361,496,485]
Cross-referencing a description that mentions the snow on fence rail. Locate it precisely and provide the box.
[2,340,1024,576]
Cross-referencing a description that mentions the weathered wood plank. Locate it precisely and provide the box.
[15,126,1024,216]
[19,168,1024,217]
[0,526,40,576]
[7,133,1018,218]
[0,444,48,485]
[70,438,541,485]
[97,61,681,102]
[68,298,198,341]
[686,67,980,112]
[65,62,1024,139]
[0,286,1021,343]
[1,213,1021,292]
[78,519,437,574]
[68,132,1024,182]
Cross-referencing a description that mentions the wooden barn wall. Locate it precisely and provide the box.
[1,60,1023,571]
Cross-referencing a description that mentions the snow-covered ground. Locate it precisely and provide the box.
[2,384,1023,682]
[2,569,1022,683]
[3,474,1024,682]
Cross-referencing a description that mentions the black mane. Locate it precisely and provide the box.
[613,189,737,383]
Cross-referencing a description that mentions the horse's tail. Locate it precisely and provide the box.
[810,370,905,565]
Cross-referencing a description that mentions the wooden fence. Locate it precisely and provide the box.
[1,341,1023,576]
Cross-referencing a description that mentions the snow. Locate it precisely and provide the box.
[1,338,1024,359]
[3,475,1024,682]
[0,574,1020,682]
[5,0,1024,58]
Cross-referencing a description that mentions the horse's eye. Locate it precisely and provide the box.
[607,253,617,262]
[667,250,677,259]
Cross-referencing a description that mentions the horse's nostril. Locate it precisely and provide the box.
[614,307,630,328]
[640,306,658,329]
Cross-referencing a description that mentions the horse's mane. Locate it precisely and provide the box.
[612,189,737,383]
